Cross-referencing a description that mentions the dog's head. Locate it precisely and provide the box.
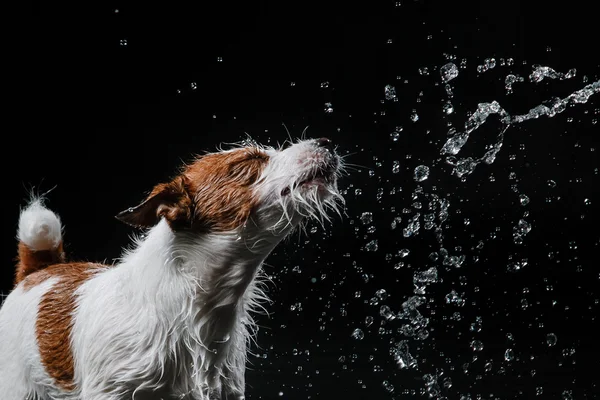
[116,138,344,235]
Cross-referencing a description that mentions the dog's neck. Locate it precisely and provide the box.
[122,218,286,308]
[115,218,290,392]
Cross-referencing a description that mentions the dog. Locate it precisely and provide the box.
[0,137,343,400]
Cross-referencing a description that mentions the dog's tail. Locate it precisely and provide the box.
[15,198,65,285]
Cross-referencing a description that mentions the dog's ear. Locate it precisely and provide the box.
[115,177,193,229]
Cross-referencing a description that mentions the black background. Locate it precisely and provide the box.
[3,0,599,399]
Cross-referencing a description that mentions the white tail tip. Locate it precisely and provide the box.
[17,199,62,251]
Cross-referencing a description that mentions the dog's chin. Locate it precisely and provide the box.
[280,175,336,198]
[303,177,335,197]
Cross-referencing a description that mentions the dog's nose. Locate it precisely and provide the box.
[315,137,333,149]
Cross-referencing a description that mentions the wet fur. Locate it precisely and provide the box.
[0,138,344,400]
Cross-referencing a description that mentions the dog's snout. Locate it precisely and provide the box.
[315,137,333,149]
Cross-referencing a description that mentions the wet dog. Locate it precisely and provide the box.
[0,138,343,400]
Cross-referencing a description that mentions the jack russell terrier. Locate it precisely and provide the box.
[0,137,344,400]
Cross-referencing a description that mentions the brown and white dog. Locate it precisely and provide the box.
[0,137,343,400]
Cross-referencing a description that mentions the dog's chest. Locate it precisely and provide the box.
[152,305,243,396]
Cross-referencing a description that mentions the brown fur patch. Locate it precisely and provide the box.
[115,176,193,229]
[15,241,65,286]
[184,147,269,232]
[116,147,269,232]
[33,262,108,390]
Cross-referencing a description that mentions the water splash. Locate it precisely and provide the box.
[505,74,524,93]
[529,65,576,83]
[280,59,597,399]
[441,77,600,178]
[374,63,598,399]
[393,340,418,369]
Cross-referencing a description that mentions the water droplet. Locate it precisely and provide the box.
[470,316,483,332]
[546,333,558,347]
[382,380,395,392]
[365,240,379,252]
[380,305,395,320]
[504,348,515,361]
[351,328,365,340]
[562,390,573,400]
[360,212,373,225]
[471,340,483,351]
[519,194,530,206]
[440,62,459,83]
[507,259,528,272]
[375,289,389,300]
[384,84,397,100]
[515,219,532,235]
[484,58,496,69]
[403,214,421,237]
[324,102,333,113]
[445,290,465,306]
[393,340,417,369]
[443,101,454,114]
[484,361,493,372]
[392,161,400,174]
[536,387,544,396]
[414,165,430,182]
[413,267,438,284]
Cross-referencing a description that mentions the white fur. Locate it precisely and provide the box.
[0,278,59,399]
[0,139,344,400]
[18,199,62,251]
[258,139,344,230]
